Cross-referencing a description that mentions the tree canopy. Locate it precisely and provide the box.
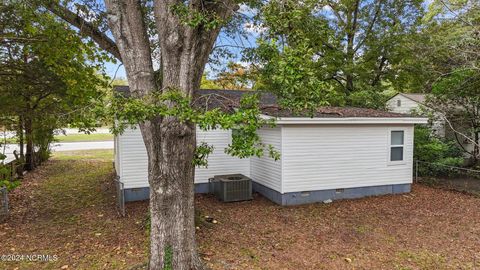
[419,0,480,163]
[246,0,424,110]
[0,1,109,168]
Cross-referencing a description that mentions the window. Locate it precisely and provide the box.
[390,131,404,161]
[397,99,401,107]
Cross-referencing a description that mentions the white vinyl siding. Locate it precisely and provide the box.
[430,112,446,137]
[195,129,250,183]
[281,125,414,193]
[386,95,422,114]
[250,127,282,192]
[117,128,148,189]
[116,123,417,195]
[114,134,120,176]
[117,127,250,189]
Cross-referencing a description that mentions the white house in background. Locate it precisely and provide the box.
[387,93,478,157]
[386,93,446,137]
[114,87,427,206]
[386,93,426,114]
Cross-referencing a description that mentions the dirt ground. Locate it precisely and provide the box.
[420,176,480,197]
[196,189,480,270]
[1,150,480,269]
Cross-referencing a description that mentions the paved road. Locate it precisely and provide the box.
[2,141,114,163]
[1,128,111,139]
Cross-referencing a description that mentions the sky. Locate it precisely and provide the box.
[105,61,125,79]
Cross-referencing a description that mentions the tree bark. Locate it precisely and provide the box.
[474,130,479,164]
[146,118,200,270]
[344,0,360,95]
[18,116,24,160]
[24,112,34,171]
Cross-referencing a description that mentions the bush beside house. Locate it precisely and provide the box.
[414,125,464,176]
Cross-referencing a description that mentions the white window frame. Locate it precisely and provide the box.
[397,99,401,107]
[388,129,406,165]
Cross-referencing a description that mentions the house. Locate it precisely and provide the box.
[114,87,427,205]
[386,93,426,114]
[387,93,478,159]
[386,93,446,137]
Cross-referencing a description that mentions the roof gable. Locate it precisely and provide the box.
[390,93,426,104]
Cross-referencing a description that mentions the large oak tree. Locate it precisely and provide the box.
[46,0,247,269]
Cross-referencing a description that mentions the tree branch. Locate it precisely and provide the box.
[371,55,387,86]
[105,0,155,96]
[354,0,383,53]
[441,113,480,152]
[45,1,122,61]
[452,129,473,155]
[328,75,346,89]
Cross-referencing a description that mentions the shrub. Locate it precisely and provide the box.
[0,179,20,191]
[414,125,464,176]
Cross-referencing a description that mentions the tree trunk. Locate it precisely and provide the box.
[18,116,24,160]
[24,113,34,171]
[142,38,209,267]
[103,1,236,269]
[344,0,360,96]
[345,73,354,94]
[145,118,201,270]
[474,130,479,164]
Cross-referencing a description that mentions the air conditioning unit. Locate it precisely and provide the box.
[210,174,252,202]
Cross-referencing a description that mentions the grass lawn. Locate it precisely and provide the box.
[52,149,115,161]
[54,133,113,142]
[1,149,480,269]
[0,149,148,270]
[4,133,113,144]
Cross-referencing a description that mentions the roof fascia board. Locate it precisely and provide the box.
[259,114,428,125]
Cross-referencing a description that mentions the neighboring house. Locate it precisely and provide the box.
[386,93,445,137]
[386,93,427,114]
[115,87,427,206]
[387,93,478,159]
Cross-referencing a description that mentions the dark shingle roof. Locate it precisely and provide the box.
[114,86,413,118]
